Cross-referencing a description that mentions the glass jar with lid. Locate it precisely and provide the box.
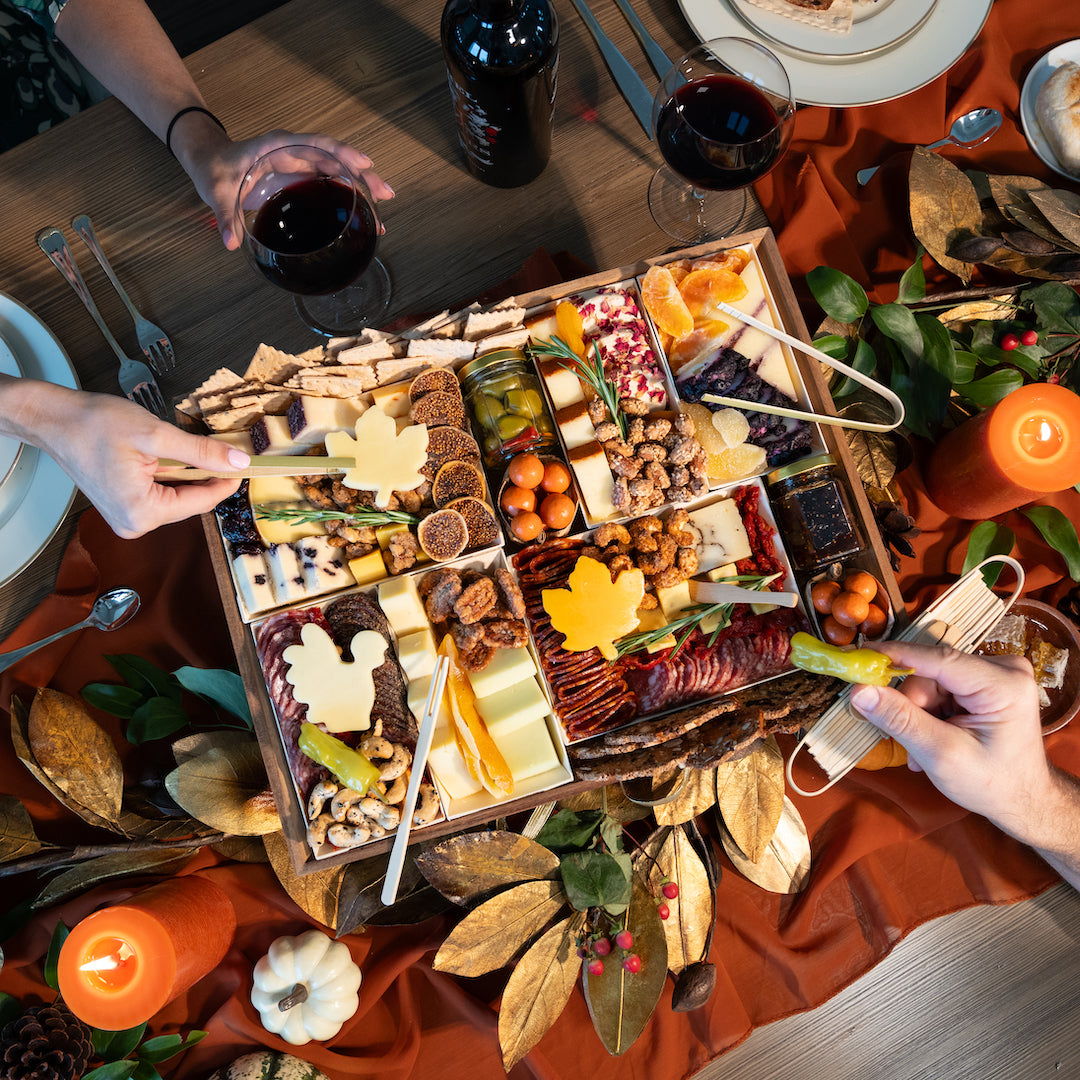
[458,347,557,467]
[765,454,866,572]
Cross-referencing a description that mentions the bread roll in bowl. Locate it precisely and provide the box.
[1036,61,1080,176]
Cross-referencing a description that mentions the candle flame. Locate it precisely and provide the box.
[79,940,135,973]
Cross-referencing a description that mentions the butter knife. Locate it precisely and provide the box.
[567,0,655,139]
[612,0,673,79]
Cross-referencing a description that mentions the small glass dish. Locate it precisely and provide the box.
[803,563,893,647]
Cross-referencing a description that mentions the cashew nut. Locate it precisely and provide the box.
[360,734,395,760]
[327,822,371,848]
[307,780,339,821]
[412,784,439,825]
[308,812,334,847]
[384,774,408,805]
[358,796,401,831]
[329,787,363,822]
[379,745,411,782]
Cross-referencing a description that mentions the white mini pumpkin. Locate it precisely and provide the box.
[251,929,362,1045]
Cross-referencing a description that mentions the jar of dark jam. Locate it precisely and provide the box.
[459,348,557,467]
[765,454,866,572]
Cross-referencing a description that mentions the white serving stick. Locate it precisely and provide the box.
[688,578,801,608]
[701,298,906,433]
[381,655,450,907]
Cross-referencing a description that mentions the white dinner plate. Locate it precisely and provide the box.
[1019,39,1080,182]
[0,292,79,588]
[677,0,993,107]
[728,0,937,63]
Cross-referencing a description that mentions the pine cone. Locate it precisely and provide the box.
[871,499,921,571]
[0,1003,93,1080]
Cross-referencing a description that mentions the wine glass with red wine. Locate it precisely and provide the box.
[649,39,794,244]
[237,145,391,335]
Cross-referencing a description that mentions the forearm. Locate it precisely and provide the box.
[995,767,1080,891]
[0,376,85,457]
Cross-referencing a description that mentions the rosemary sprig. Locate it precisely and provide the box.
[530,334,627,440]
[253,504,419,527]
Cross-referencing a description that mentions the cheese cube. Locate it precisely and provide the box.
[249,414,322,455]
[377,575,428,637]
[248,475,325,546]
[635,607,675,653]
[232,553,275,615]
[396,628,437,680]
[568,440,617,522]
[428,715,482,799]
[707,562,738,582]
[491,720,562,784]
[369,382,412,418]
[537,357,584,409]
[266,544,308,603]
[657,579,693,620]
[347,550,386,586]
[287,395,366,443]
[555,401,596,450]
[688,499,751,573]
[475,677,551,738]
[297,536,356,593]
[465,646,537,699]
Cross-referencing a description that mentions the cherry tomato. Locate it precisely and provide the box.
[507,453,544,489]
[821,614,857,646]
[500,484,536,517]
[859,603,888,640]
[1021,329,1038,347]
[842,570,879,600]
[509,510,543,542]
[830,590,871,629]
[810,580,842,615]
[541,460,572,493]
[539,492,576,530]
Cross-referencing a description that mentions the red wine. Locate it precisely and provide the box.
[656,75,783,191]
[249,177,377,295]
[441,0,559,188]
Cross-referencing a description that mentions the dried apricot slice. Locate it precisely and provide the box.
[665,258,693,285]
[690,248,750,275]
[555,300,585,356]
[678,267,749,323]
[667,326,725,375]
[641,265,694,339]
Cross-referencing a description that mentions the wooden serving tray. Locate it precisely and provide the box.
[202,226,907,875]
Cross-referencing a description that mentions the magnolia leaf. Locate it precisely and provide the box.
[433,879,566,977]
[498,913,583,1072]
[844,427,898,491]
[962,521,1016,586]
[263,830,343,931]
[988,174,1050,222]
[31,848,195,910]
[28,688,124,825]
[1005,204,1080,254]
[335,845,451,934]
[909,148,982,284]
[171,729,257,766]
[1029,188,1080,250]
[637,827,712,974]
[653,768,717,827]
[557,787,651,823]
[0,795,43,863]
[714,736,784,862]
[115,810,218,843]
[211,836,270,862]
[416,831,560,905]
[172,667,251,724]
[165,739,278,836]
[937,295,1019,330]
[582,877,667,1055]
[1021,506,1080,581]
[721,794,811,893]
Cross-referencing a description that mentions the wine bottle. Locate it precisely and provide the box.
[441,0,559,188]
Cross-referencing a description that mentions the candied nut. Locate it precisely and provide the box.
[423,570,463,621]
[644,418,672,441]
[587,397,609,425]
[690,448,707,470]
[628,517,661,551]
[668,438,697,466]
[495,568,526,620]
[627,417,646,445]
[603,438,634,458]
[454,577,498,624]
[481,619,529,648]
[629,496,652,516]
[648,487,666,507]
[628,477,656,499]
[652,565,685,588]
[620,397,650,416]
[594,421,620,442]
[637,442,667,463]
[670,465,690,487]
[675,412,696,436]
[580,544,605,561]
[595,522,632,547]
[676,547,698,575]
[612,478,631,510]
[666,508,689,533]
[460,642,495,672]
[394,488,424,514]
[606,553,633,576]
[610,454,643,479]
[451,620,486,653]
[689,474,709,497]
[638,591,659,610]
[669,484,691,503]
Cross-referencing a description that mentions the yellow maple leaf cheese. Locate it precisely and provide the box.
[282,622,387,733]
[324,405,428,508]
[542,556,645,660]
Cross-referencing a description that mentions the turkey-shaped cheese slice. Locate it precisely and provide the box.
[282,622,387,733]
[324,404,428,508]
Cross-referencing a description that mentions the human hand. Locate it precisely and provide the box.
[849,642,1050,836]
[179,127,394,250]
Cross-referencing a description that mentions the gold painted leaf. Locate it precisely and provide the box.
[558,786,651,823]
[28,688,123,825]
[937,296,1018,329]
[499,913,583,1072]
[987,174,1052,226]
[637,827,711,974]
[264,829,344,931]
[844,427,897,491]
[433,879,566,977]
[212,836,270,862]
[165,739,278,836]
[0,795,43,863]
[909,148,982,284]
[31,848,195,910]
[715,736,784,863]
[653,768,717,827]
[1029,187,1080,247]
[721,794,811,893]
[171,729,258,765]
[416,831,560,905]
[114,810,218,843]
[583,876,667,1055]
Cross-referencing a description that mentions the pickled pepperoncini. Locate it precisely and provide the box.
[298,722,382,797]
[789,632,913,686]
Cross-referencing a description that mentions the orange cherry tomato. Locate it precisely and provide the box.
[810,580,841,615]
[500,484,536,517]
[859,603,888,640]
[508,453,544,489]
[539,492,576,530]
[821,614,857,646]
[830,590,871,629]
[541,460,572,493]
[509,510,543,542]
[842,570,879,601]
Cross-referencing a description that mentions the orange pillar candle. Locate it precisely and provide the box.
[57,876,235,1030]
[925,383,1080,519]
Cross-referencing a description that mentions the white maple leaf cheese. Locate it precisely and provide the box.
[282,622,387,733]
[324,405,428,508]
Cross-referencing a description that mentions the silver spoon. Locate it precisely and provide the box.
[0,587,141,675]
[856,107,1003,186]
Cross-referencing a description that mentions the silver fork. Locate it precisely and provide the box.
[36,226,168,418]
[70,213,176,373]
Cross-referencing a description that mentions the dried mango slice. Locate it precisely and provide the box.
[641,265,694,339]
[690,248,751,275]
[555,300,586,357]
[678,267,748,324]
[542,555,644,661]
[666,326,726,375]
[665,258,693,285]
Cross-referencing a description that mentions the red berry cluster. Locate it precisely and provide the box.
[578,926,642,976]
[654,879,678,922]
[1000,329,1039,351]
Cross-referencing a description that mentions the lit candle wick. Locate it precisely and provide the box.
[79,940,136,973]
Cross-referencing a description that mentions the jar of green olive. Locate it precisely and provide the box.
[459,348,557,467]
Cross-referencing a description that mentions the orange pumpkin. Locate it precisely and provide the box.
[855,737,909,770]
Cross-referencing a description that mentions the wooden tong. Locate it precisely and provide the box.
[154,456,352,481]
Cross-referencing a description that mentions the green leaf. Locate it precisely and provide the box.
[811,333,850,358]
[871,303,923,359]
[915,312,959,384]
[1021,506,1080,581]
[0,993,21,1028]
[559,850,632,914]
[897,250,927,304]
[599,814,624,855]
[807,266,869,323]
[959,369,1025,409]
[890,369,928,438]
[951,350,979,384]
[1029,281,1080,335]
[172,668,252,725]
[962,521,1015,585]
[80,682,146,720]
[43,920,68,990]
[91,1024,146,1061]
[137,1031,207,1063]
[125,697,190,745]
[83,1063,138,1080]
[535,810,601,853]
[131,1063,162,1080]
[831,337,879,399]
[105,655,181,702]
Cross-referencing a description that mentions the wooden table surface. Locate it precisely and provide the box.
[1,1,1078,1076]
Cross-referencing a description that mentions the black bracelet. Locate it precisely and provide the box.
[165,105,227,157]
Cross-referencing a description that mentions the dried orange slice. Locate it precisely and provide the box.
[641,265,694,339]
[678,267,749,323]
[690,249,750,275]
[555,300,585,356]
[667,326,725,375]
